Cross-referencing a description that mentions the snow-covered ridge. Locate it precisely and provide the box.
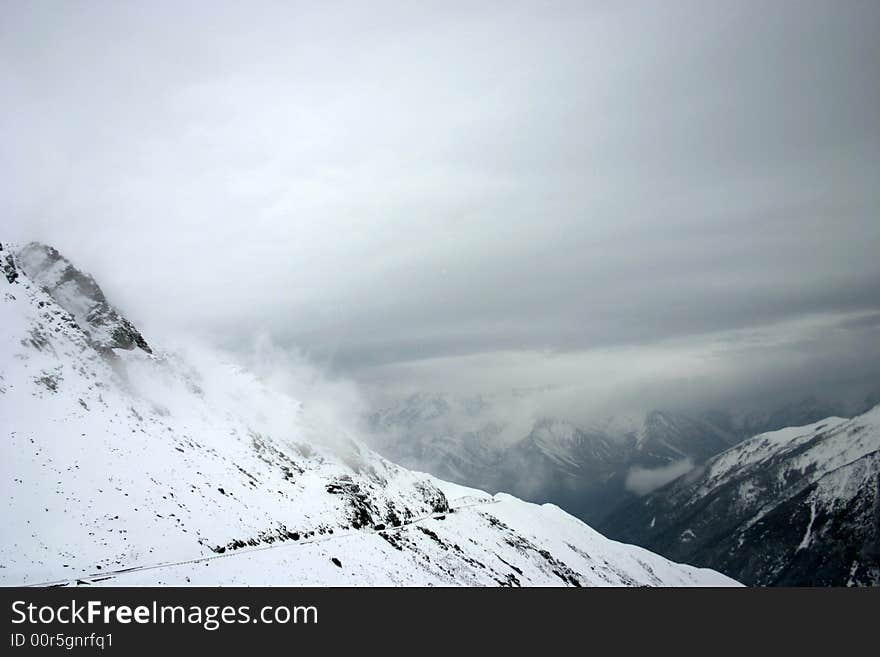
[0,242,737,586]
[694,413,877,504]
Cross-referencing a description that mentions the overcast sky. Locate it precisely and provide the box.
[2,1,878,416]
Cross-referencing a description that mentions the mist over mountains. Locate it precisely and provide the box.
[364,389,880,585]
[365,390,879,525]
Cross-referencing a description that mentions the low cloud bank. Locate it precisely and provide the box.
[625,459,694,496]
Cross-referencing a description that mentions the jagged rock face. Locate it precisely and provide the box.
[0,243,18,284]
[13,242,151,354]
[600,411,880,586]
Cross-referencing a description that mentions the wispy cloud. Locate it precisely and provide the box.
[626,459,695,496]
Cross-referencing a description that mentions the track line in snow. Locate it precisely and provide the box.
[21,498,500,587]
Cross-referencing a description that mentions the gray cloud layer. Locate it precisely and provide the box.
[2,1,878,414]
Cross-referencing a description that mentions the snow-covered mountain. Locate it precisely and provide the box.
[0,242,736,587]
[600,409,880,586]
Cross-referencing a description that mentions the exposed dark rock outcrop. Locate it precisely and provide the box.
[1,243,19,284]
[13,242,151,354]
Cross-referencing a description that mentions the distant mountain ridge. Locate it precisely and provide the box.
[366,391,878,524]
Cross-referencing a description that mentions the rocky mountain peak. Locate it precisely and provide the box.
[13,241,151,354]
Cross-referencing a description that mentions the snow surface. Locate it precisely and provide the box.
[671,405,880,579]
[0,243,738,587]
[694,414,875,504]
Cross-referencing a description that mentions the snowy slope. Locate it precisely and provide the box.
[602,410,880,586]
[0,242,736,587]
